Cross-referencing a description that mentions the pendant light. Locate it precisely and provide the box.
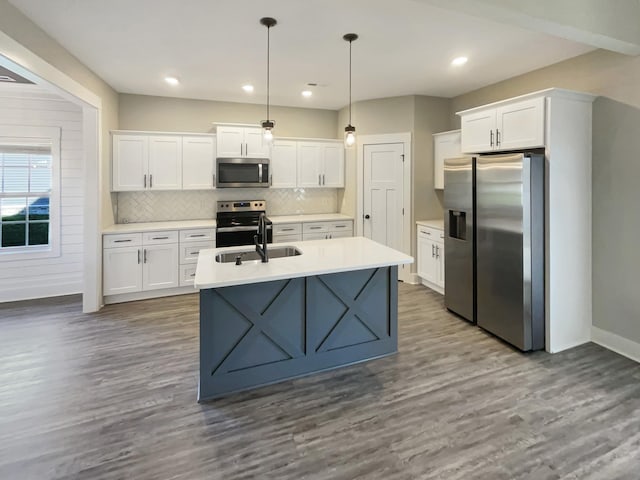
[260,17,277,145]
[343,33,358,148]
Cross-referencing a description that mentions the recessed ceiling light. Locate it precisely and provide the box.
[164,76,180,86]
[242,84,254,93]
[301,90,313,98]
[451,56,468,66]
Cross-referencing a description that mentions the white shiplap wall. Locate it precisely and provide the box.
[0,84,83,302]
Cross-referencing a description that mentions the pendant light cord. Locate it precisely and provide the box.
[266,23,270,121]
[349,38,352,125]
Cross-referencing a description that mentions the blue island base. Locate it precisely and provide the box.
[199,266,398,401]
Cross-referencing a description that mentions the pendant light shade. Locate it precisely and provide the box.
[343,33,358,148]
[260,17,277,145]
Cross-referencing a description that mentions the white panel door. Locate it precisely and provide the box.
[244,128,271,158]
[148,136,182,190]
[297,142,322,188]
[363,143,404,251]
[322,144,344,187]
[142,244,179,291]
[103,246,142,295]
[460,110,496,153]
[270,140,298,188]
[182,136,215,190]
[216,126,244,157]
[496,97,545,150]
[112,134,148,191]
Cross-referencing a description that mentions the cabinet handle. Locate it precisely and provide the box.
[318,174,321,186]
[421,230,431,235]
[149,174,153,188]
[496,128,500,147]
[189,234,206,238]
[432,244,435,257]
[190,273,196,277]
[143,174,147,188]
[335,225,346,228]
[190,251,199,255]
[281,228,295,232]
[137,249,141,264]
[490,130,494,147]
[152,236,169,240]
[143,249,147,263]
[322,174,325,185]
[114,239,132,243]
[269,174,273,186]
[436,245,440,259]
[310,226,322,230]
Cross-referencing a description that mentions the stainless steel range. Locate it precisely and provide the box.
[215,200,273,247]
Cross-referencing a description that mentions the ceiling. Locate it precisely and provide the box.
[8,0,596,110]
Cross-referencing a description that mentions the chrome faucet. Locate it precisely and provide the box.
[254,212,270,263]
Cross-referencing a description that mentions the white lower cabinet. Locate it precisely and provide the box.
[142,243,179,290]
[103,232,178,296]
[417,224,445,293]
[103,227,215,299]
[179,229,215,286]
[302,220,353,240]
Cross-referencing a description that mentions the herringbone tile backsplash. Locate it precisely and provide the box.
[116,189,338,223]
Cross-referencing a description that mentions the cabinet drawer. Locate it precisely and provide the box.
[180,228,216,243]
[418,225,443,241]
[330,231,352,239]
[103,233,142,248]
[303,222,330,233]
[143,230,179,245]
[180,264,197,287]
[273,223,302,236]
[273,234,302,243]
[180,241,215,264]
[329,220,352,231]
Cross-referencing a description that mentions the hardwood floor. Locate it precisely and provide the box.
[1,284,639,480]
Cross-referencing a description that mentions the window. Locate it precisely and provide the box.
[0,126,60,259]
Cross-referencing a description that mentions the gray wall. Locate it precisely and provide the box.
[0,0,119,228]
[337,95,451,267]
[450,48,640,345]
[119,94,338,139]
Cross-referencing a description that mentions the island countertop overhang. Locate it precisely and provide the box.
[194,236,413,289]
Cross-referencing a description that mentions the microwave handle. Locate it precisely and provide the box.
[258,163,263,183]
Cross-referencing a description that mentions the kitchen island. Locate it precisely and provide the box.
[195,236,413,401]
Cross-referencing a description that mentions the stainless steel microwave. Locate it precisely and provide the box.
[216,158,270,188]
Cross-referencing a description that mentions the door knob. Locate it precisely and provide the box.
[364,214,370,219]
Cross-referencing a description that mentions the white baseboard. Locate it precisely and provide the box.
[405,273,421,285]
[420,279,444,295]
[592,326,640,364]
[0,282,81,304]
[104,286,197,305]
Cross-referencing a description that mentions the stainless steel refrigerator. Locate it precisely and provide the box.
[444,152,545,351]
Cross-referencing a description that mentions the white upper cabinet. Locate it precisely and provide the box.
[459,97,545,154]
[433,130,461,190]
[270,140,298,188]
[297,141,344,188]
[148,136,182,190]
[112,134,148,191]
[322,144,345,187]
[216,126,270,158]
[182,136,216,190]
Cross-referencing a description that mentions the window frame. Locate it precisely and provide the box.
[0,125,61,262]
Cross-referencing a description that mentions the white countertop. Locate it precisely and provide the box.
[269,213,353,224]
[102,214,352,234]
[416,219,444,230]
[195,236,413,289]
[103,219,217,234]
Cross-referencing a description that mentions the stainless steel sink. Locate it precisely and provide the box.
[215,246,302,263]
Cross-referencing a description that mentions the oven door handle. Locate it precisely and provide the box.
[217,226,273,233]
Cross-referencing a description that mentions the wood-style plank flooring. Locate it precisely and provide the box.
[1,284,639,479]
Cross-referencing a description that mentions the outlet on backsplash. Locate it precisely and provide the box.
[116,189,339,223]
